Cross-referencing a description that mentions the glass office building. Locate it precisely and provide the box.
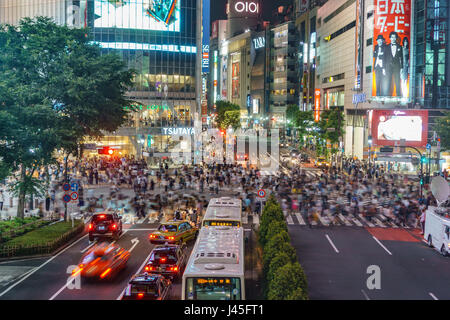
[0,0,200,162]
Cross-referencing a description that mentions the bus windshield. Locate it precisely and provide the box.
[185,277,241,300]
[202,221,240,227]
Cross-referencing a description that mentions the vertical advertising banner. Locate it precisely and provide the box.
[373,0,411,100]
[314,89,320,122]
[202,0,210,73]
[221,55,228,99]
[232,62,240,98]
[354,0,364,90]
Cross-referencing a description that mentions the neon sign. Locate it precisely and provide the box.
[235,1,259,13]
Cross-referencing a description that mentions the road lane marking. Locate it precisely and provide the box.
[361,289,370,300]
[351,217,363,227]
[295,212,306,225]
[49,230,129,300]
[358,214,375,227]
[338,214,352,226]
[372,236,392,255]
[318,214,329,226]
[80,241,97,253]
[0,234,88,298]
[286,215,294,225]
[429,292,439,300]
[116,249,154,300]
[325,234,339,253]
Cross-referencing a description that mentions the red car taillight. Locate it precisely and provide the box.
[88,223,93,231]
[144,265,155,271]
[149,234,156,239]
[169,266,178,272]
[110,224,117,230]
[165,236,175,240]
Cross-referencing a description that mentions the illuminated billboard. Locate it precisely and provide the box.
[372,0,411,101]
[371,110,428,147]
[94,0,180,32]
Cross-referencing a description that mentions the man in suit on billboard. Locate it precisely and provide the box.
[374,35,387,96]
[384,31,403,97]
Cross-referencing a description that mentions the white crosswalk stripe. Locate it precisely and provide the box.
[372,217,386,228]
[284,211,416,230]
[317,214,330,226]
[358,214,375,227]
[295,212,306,225]
[286,215,294,225]
[338,213,353,226]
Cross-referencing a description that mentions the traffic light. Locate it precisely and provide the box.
[421,155,428,164]
[98,147,115,155]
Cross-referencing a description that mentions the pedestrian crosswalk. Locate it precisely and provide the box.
[283,211,419,229]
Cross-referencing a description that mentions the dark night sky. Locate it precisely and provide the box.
[211,0,293,22]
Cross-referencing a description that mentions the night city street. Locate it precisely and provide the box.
[0,0,449,313]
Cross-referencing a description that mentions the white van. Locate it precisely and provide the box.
[424,207,450,256]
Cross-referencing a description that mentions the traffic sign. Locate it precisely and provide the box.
[63,183,70,192]
[63,194,71,203]
[70,182,79,192]
[426,143,431,150]
[257,189,266,198]
[70,192,79,201]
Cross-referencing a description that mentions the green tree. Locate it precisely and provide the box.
[267,252,291,284]
[267,262,308,300]
[294,110,315,147]
[259,203,285,246]
[223,110,241,130]
[317,107,345,155]
[0,17,134,218]
[215,100,240,130]
[266,220,288,242]
[286,104,299,128]
[435,111,450,151]
[263,235,297,274]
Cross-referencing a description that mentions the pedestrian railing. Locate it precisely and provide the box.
[0,223,84,258]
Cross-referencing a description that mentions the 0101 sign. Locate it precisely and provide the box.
[234,1,259,14]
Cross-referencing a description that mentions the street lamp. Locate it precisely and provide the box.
[368,136,372,167]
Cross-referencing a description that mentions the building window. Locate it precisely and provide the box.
[322,73,345,84]
[366,38,373,46]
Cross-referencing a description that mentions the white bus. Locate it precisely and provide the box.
[202,197,242,228]
[181,226,245,300]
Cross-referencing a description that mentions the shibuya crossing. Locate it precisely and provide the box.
[0,0,449,306]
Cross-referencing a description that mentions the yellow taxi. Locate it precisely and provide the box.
[315,157,330,169]
[149,220,198,245]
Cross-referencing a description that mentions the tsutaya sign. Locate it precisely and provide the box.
[162,127,195,135]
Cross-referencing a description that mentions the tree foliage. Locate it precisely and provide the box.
[223,110,241,130]
[435,111,450,151]
[215,100,240,130]
[267,262,309,300]
[294,110,315,147]
[0,17,134,217]
[286,104,299,127]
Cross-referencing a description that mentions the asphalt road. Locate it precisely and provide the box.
[0,221,197,300]
[289,225,450,300]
